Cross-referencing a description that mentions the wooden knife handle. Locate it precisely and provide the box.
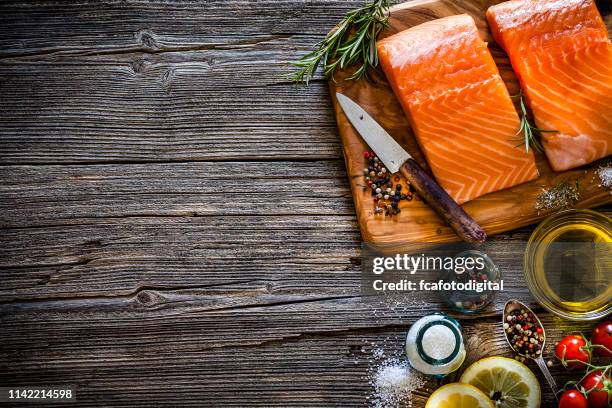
[400,158,487,243]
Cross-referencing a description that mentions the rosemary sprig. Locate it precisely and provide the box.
[288,0,391,85]
[511,92,557,154]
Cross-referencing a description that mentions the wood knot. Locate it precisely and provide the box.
[135,289,167,307]
[136,290,154,305]
[135,30,158,50]
[38,274,52,285]
[159,68,175,89]
[82,239,103,248]
[131,58,148,74]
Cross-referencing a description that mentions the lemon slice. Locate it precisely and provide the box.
[460,356,541,408]
[425,383,494,408]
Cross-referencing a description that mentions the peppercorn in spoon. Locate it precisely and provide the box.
[502,299,558,399]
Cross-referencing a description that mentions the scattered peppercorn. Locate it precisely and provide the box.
[363,151,415,217]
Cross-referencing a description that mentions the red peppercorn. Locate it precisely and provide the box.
[523,325,530,330]
[363,151,369,158]
[536,327,543,334]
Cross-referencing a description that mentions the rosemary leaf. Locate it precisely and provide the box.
[511,92,556,154]
[288,0,390,85]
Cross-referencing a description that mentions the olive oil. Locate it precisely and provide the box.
[525,210,612,321]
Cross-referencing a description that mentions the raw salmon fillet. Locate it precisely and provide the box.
[377,14,539,204]
[487,0,612,171]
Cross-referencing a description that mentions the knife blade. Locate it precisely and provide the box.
[336,92,486,243]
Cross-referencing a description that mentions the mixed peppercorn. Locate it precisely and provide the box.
[503,308,545,361]
[363,151,417,216]
[445,261,498,313]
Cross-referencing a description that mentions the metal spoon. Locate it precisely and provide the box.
[502,299,559,399]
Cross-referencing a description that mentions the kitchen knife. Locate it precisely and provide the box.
[336,92,487,243]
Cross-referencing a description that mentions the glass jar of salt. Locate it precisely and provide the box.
[405,313,465,377]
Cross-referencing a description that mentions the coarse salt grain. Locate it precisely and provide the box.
[369,357,425,408]
[421,324,455,360]
[372,347,385,359]
[597,165,612,189]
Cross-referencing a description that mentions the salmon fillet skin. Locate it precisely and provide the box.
[487,0,612,172]
[377,14,539,205]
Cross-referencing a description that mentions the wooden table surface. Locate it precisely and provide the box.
[0,1,609,406]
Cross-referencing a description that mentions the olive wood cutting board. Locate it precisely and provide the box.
[330,0,612,250]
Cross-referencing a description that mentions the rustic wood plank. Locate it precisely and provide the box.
[0,305,601,407]
[0,1,376,164]
[0,161,354,228]
[0,61,339,163]
[5,162,600,303]
[0,0,367,49]
[0,216,357,301]
[0,213,528,301]
[0,158,608,406]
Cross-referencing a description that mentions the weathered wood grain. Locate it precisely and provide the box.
[1,161,605,303]
[0,1,610,407]
[0,305,601,407]
[0,213,572,302]
[0,161,355,228]
[0,1,376,164]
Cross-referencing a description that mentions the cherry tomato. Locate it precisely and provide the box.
[555,335,591,370]
[559,390,588,408]
[579,371,611,408]
[591,321,612,358]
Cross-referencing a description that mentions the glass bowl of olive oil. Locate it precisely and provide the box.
[524,209,611,321]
